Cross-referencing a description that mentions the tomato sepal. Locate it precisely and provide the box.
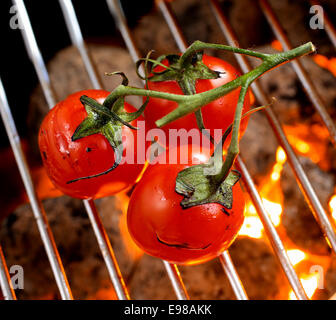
[67,95,136,184]
[143,51,222,86]
[175,160,241,210]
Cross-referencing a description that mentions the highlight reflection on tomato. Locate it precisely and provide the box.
[38,90,146,199]
[127,144,246,265]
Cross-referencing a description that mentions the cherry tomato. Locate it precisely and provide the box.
[38,89,147,199]
[127,144,245,265]
[144,54,251,144]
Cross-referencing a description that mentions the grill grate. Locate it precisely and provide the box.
[0,0,335,300]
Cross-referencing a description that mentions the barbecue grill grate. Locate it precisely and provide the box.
[0,0,335,301]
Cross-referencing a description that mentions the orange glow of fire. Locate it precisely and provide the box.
[286,249,306,266]
[289,273,320,300]
[86,286,117,300]
[116,192,144,261]
[283,124,330,168]
[239,147,286,238]
[313,54,336,77]
[271,40,283,51]
[328,195,336,223]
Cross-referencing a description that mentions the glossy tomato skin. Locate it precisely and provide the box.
[127,144,245,265]
[144,55,251,143]
[38,90,147,199]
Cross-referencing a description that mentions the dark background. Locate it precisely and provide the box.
[0,0,154,149]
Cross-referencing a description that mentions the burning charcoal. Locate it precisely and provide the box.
[128,237,287,300]
[239,112,278,180]
[182,237,289,300]
[225,237,288,300]
[28,43,142,159]
[127,255,177,299]
[0,195,136,299]
[280,156,334,256]
[133,0,278,57]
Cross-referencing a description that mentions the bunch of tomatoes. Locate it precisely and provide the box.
[38,54,250,265]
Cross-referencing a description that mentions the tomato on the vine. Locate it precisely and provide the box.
[127,144,245,265]
[144,54,251,142]
[38,89,147,199]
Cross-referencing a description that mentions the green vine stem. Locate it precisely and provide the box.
[104,41,315,127]
[97,41,315,207]
[69,40,316,207]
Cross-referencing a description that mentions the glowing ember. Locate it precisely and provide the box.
[289,273,320,300]
[313,54,336,77]
[283,124,330,167]
[239,147,285,238]
[286,249,306,266]
[271,40,283,51]
[262,198,282,226]
[328,195,336,222]
[239,214,264,239]
[116,193,144,261]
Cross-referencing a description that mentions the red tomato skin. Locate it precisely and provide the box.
[144,55,251,143]
[38,90,147,199]
[127,144,245,265]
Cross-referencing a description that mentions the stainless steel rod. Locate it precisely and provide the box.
[163,261,189,300]
[58,0,103,89]
[210,0,336,256]
[58,0,130,300]
[219,252,248,300]
[106,0,143,66]
[0,246,16,300]
[0,73,73,300]
[157,0,249,300]
[83,201,130,300]
[259,0,336,147]
[106,0,189,300]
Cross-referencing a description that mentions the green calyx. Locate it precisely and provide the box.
[175,159,241,211]
[137,51,222,91]
[67,91,145,184]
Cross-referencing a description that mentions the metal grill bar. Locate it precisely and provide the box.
[209,0,336,255]
[219,251,248,300]
[0,246,16,300]
[0,71,73,299]
[58,0,131,300]
[106,0,142,66]
[13,0,129,300]
[163,261,189,300]
[59,0,103,89]
[83,201,129,299]
[106,0,189,300]
[157,0,248,301]
[259,0,336,147]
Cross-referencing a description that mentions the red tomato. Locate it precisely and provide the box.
[127,144,245,265]
[144,54,251,144]
[38,90,147,199]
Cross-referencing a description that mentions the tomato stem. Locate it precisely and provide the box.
[214,84,249,182]
[101,41,315,190]
[103,41,315,127]
[179,40,269,67]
